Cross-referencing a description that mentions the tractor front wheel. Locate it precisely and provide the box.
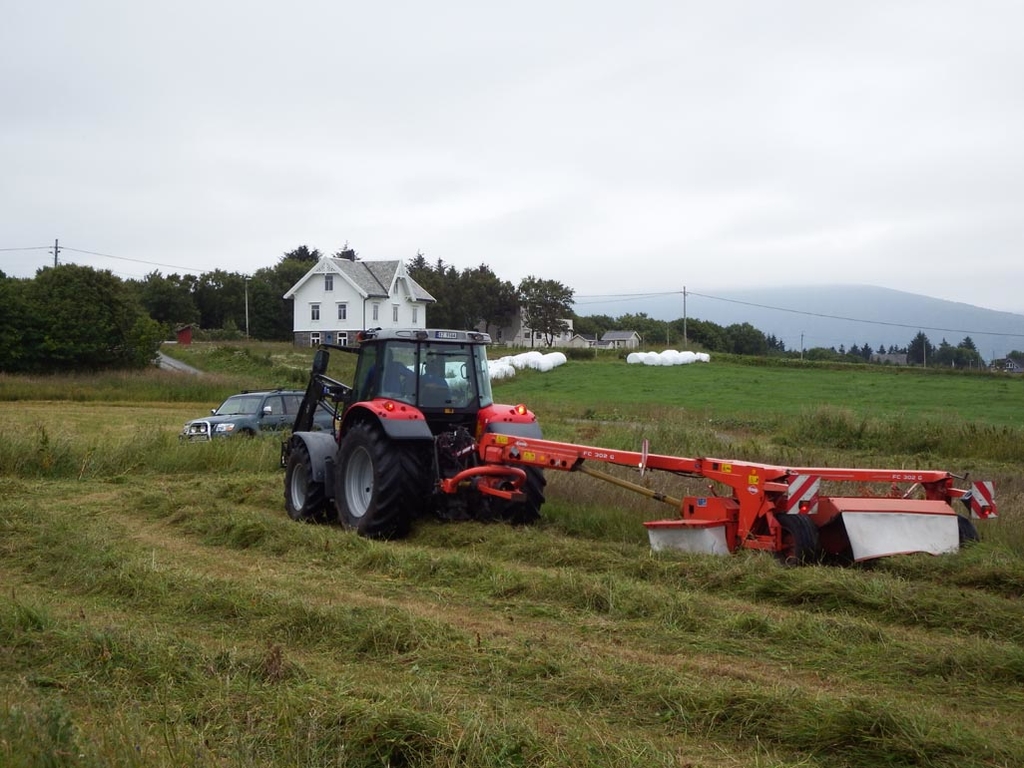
[336,422,426,539]
[284,442,326,522]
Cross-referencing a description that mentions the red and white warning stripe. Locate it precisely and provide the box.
[785,475,820,515]
[969,481,997,519]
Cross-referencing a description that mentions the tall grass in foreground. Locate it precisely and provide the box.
[3,474,1024,768]
[0,368,242,403]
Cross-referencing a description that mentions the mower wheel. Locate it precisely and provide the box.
[500,467,546,526]
[776,514,822,566]
[957,513,979,545]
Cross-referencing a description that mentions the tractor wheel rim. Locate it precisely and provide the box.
[345,446,374,519]
[289,467,308,510]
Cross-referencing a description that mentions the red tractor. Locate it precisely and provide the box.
[283,328,545,539]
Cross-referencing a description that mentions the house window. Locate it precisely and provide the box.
[310,303,320,321]
[337,332,348,346]
[412,307,418,324]
[310,332,320,347]
[337,303,347,321]
[392,304,399,322]
[324,274,333,291]
[372,303,379,321]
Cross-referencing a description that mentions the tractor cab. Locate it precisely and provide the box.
[351,329,495,424]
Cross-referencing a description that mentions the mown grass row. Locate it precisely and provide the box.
[2,354,1023,767]
[4,478,1024,767]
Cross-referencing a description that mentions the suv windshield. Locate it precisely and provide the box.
[215,395,263,416]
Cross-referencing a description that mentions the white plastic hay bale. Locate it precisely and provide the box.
[488,361,516,380]
[626,352,644,365]
[679,351,697,364]
[542,351,567,368]
[510,351,544,370]
[696,352,711,363]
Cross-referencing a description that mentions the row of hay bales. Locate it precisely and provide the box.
[486,348,711,379]
[627,350,711,366]
[488,351,567,380]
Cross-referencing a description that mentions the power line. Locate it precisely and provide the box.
[575,288,1024,340]
[61,246,206,274]
[0,243,208,274]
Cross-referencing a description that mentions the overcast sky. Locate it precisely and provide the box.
[3,1,1022,313]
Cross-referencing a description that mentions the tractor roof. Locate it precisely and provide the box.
[357,328,492,345]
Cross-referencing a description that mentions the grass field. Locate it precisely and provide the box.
[2,343,1023,767]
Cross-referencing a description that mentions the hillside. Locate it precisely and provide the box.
[577,284,1024,360]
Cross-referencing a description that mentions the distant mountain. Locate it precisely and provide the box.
[574,285,1024,362]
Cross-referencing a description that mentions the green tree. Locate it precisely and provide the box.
[282,245,322,263]
[907,332,935,366]
[518,276,574,347]
[407,255,461,329]
[683,318,729,352]
[136,271,199,329]
[0,272,32,371]
[725,322,768,356]
[255,257,317,341]
[573,313,615,340]
[461,264,518,334]
[193,269,248,331]
[22,264,161,371]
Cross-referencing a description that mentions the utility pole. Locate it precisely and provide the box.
[244,276,251,339]
[52,239,60,267]
[800,333,804,361]
[682,286,687,346]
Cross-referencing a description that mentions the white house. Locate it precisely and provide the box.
[283,257,435,346]
[484,308,574,348]
[600,330,642,350]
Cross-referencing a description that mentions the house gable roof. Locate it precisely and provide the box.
[601,330,641,341]
[283,257,436,302]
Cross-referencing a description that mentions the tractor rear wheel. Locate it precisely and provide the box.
[336,421,427,539]
[776,514,822,565]
[284,442,326,522]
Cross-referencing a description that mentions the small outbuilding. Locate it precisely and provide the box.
[175,324,195,346]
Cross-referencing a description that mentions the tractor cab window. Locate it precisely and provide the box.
[379,341,417,403]
[355,339,494,409]
[352,344,380,402]
[415,342,493,409]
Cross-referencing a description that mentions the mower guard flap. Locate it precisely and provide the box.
[831,498,959,561]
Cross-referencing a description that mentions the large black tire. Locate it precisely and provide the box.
[282,444,325,524]
[284,442,327,522]
[499,467,546,526]
[776,514,822,566]
[957,513,980,545]
[335,422,428,539]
